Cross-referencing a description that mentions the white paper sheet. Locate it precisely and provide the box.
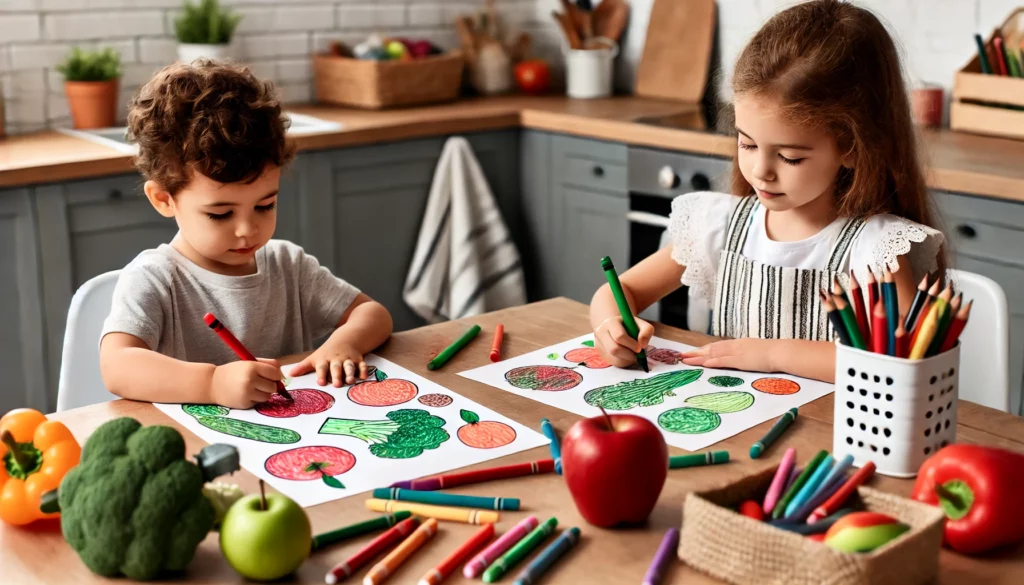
[459,334,834,451]
[156,355,548,507]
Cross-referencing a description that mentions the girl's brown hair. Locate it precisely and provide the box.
[730,0,944,264]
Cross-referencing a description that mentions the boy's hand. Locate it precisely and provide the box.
[594,316,655,368]
[289,342,369,387]
[680,338,777,372]
[210,358,283,409]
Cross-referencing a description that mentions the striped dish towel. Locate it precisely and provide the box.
[403,137,526,322]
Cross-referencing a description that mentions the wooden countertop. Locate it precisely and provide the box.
[3,298,1022,584]
[2,95,1024,204]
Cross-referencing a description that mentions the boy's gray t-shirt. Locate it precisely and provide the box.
[101,239,360,364]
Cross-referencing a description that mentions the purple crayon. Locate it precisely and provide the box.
[390,480,414,490]
[643,528,679,585]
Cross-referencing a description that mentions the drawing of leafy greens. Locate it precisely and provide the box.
[319,409,449,459]
[584,369,703,411]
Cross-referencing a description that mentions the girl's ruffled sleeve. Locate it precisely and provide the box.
[849,214,946,285]
[667,191,739,302]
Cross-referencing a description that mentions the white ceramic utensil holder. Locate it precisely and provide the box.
[833,343,960,478]
[565,39,619,99]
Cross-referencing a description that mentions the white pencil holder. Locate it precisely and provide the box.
[564,39,618,99]
[833,343,960,478]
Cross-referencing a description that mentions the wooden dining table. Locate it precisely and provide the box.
[3,298,1022,584]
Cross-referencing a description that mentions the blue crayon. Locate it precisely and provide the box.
[540,418,563,475]
[785,454,834,518]
[512,527,581,585]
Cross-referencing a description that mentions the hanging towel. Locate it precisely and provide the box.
[404,137,527,322]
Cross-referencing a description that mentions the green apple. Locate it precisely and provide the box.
[384,40,407,60]
[219,493,311,581]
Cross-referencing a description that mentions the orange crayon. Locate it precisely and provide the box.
[363,518,438,585]
[418,523,494,585]
[490,324,505,362]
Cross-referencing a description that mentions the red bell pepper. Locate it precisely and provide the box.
[912,444,1024,554]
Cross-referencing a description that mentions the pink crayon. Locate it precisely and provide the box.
[462,515,539,578]
[762,448,796,515]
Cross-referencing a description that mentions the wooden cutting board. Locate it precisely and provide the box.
[634,0,717,102]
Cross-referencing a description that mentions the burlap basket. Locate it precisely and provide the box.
[679,468,945,585]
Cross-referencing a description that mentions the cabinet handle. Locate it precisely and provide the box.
[956,224,977,239]
[592,165,605,178]
[109,189,123,200]
[690,173,711,191]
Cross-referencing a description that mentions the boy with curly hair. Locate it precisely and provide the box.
[100,60,393,408]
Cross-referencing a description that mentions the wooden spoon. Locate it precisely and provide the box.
[593,0,629,42]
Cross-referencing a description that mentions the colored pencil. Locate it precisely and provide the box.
[409,459,556,491]
[994,36,1009,76]
[786,454,854,522]
[203,312,291,400]
[912,278,942,336]
[821,291,852,346]
[928,292,961,357]
[540,418,563,475]
[312,511,412,551]
[807,461,876,524]
[372,488,519,511]
[772,450,827,520]
[762,448,796,514]
[882,268,898,356]
[512,527,581,585]
[750,408,798,459]
[910,286,952,359]
[642,528,679,585]
[428,324,481,370]
[864,267,879,322]
[363,518,438,585]
[975,33,993,74]
[940,300,972,352]
[670,450,730,468]
[785,454,834,518]
[418,523,494,585]
[325,517,420,584]
[849,271,870,338]
[1007,47,1023,78]
[489,324,505,362]
[871,300,887,355]
[601,256,649,372]
[464,516,539,579]
[366,499,499,525]
[833,292,867,350]
[482,517,558,583]
[777,508,854,535]
[904,274,929,332]
[895,317,909,359]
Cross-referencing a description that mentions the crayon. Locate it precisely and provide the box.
[366,499,499,525]
[975,33,993,74]
[834,292,867,350]
[785,454,834,518]
[410,459,556,491]
[540,418,563,475]
[822,291,851,347]
[785,455,853,522]
[372,488,520,511]
[642,528,679,585]
[464,516,539,579]
[776,508,854,535]
[785,466,801,493]
[512,527,581,585]
[883,268,898,356]
[762,448,795,515]
[849,271,870,341]
[204,312,290,400]
[489,324,505,362]
[670,450,730,469]
[601,256,649,372]
[772,450,827,520]
[483,517,558,583]
[807,461,876,524]
[871,300,888,355]
[904,274,929,332]
[363,518,438,585]
[325,517,420,584]
[428,324,481,370]
[750,408,798,459]
[312,511,412,551]
[418,523,494,585]
[939,300,972,353]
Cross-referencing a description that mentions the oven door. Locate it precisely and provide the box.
[628,194,689,329]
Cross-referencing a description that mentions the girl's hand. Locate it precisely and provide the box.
[594,316,655,368]
[210,358,282,409]
[289,343,369,387]
[680,338,779,372]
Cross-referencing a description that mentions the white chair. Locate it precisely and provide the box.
[949,269,1010,413]
[56,270,122,412]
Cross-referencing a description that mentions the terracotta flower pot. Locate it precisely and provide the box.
[64,79,119,129]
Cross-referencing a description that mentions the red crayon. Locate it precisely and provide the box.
[325,517,420,584]
[418,523,494,585]
[490,324,505,362]
[410,459,556,491]
[871,300,887,355]
[204,312,291,401]
[807,461,875,524]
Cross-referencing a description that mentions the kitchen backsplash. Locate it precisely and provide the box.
[0,0,1019,134]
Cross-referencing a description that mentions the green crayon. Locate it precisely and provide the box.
[669,450,730,469]
[772,450,827,520]
[483,516,558,583]
[428,324,481,370]
[310,511,411,551]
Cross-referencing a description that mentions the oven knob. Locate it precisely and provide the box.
[691,173,711,191]
[658,166,680,189]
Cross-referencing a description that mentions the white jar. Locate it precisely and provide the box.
[565,38,619,99]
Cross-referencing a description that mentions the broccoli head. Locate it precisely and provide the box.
[318,409,449,459]
[55,417,239,580]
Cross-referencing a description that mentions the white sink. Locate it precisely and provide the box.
[56,112,343,155]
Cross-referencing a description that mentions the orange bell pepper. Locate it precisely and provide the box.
[0,408,81,525]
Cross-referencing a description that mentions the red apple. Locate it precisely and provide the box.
[561,413,668,528]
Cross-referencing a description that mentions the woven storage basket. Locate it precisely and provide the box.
[679,468,944,585]
[313,51,465,109]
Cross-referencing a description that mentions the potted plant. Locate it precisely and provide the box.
[56,47,122,130]
[174,0,243,63]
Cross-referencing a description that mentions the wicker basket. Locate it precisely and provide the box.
[313,51,466,109]
[678,468,945,585]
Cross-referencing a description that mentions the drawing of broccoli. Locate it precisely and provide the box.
[318,409,450,459]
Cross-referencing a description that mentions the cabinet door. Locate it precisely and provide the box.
[520,130,556,300]
[0,190,49,412]
[559,187,629,304]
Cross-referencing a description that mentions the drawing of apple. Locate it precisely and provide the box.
[505,365,583,391]
[255,389,334,418]
[348,369,418,407]
[647,347,684,365]
[265,446,355,489]
[564,346,611,369]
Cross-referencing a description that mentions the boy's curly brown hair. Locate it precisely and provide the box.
[127,60,295,195]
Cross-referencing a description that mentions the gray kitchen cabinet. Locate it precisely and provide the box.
[0,189,49,413]
[520,130,557,300]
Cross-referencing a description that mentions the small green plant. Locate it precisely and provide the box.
[174,0,243,45]
[56,47,121,82]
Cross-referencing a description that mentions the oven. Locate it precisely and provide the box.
[627,147,731,333]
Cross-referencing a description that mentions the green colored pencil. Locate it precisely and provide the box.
[371,487,520,511]
[483,516,558,583]
[669,451,730,469]
[310,511,411,551]
[772,450,827,520]
[833,295,866,350]
[427,324,481,370]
